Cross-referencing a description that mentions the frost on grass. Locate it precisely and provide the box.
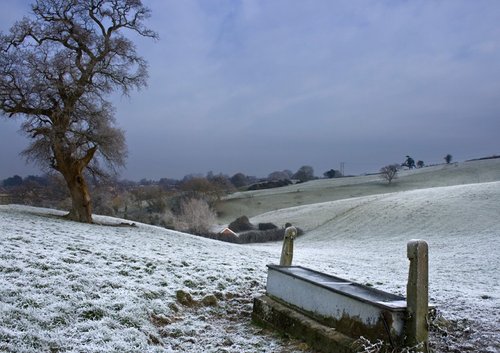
[251,182,500,353]
[0,205,311,353]
[1,177,500,353]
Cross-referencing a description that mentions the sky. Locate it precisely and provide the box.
[1,0,500,181]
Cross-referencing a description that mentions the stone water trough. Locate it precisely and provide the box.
[252,232,430,353]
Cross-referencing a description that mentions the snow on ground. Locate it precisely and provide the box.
[251,181,500,352]
[1,166,499,352]
[0,205,306,353]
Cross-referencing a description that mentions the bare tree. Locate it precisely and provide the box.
[293,165,315,182]
[268,170,291,181]
[380,164,399,184]
[0,0,157,222]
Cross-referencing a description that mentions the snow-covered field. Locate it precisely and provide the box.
[0,206,301,353]
[251,182,500,352]
[1,160,499,352]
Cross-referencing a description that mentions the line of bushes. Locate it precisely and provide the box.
[195,227,304,244]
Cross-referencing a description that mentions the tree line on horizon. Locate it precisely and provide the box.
[0,164,343,233]
[1,163,343,194]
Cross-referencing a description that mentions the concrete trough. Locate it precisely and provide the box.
[264,265,407,345]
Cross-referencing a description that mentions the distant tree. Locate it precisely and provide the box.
[2,175,23,187]
[202,173,234,197]
[293,165,315,182]
[323,169,342,179]
[91,185,117,216]
[402,155,416,169]
[268,170,291,181]
[444,154,453,164]
[179,176,231,204]
[417,160,424,168]
[0,0,157,223]
[180,177,215,195]
[139,178,155,186]
[380,164,399,184]
[209,174,235,193]
[4,173,69,207]
[129,185,164,208]
[181,173,204,182]
[230,173,248,188]
[158,178,179,190]
[283,169,293,179]
[24,175,50,186]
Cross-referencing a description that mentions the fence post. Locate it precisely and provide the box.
[280,226,297,266]
[406,239,429,352]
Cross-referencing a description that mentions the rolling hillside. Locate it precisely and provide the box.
[216,158,500,223]
[1,158,499,352]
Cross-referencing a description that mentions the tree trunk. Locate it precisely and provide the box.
[63,170,93,223]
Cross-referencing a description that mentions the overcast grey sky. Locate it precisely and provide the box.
[1,0,500,180]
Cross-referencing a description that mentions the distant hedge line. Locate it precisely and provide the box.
[195,227,304,244]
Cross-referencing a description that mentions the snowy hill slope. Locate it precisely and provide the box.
[0,206,299,353]
[1,161,499,352]
[251,181,500,351]
[217,158,500,223]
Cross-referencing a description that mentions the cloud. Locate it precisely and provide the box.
[1,0,499,180]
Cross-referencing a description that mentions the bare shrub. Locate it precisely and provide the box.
[174,198,216,234]
[200,227,304,244]
[160,209,176,229]
[380,164,399,184]
[258,222,278,231]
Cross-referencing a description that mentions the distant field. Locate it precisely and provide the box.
[216,158,500,224]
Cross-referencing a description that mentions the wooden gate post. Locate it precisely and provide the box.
[406,239,429,352]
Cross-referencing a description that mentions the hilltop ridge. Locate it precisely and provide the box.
[216,158,500,223]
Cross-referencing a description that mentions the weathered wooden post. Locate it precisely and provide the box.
[280,226,297,266]
[406,240,429,352]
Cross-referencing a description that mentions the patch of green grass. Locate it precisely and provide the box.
[50,316,68,327]
[32,262,50,271]
[111,303,125,311]
[142,290,163,300]
[20,298,41,309]
[183,279,198,289]
[0,266,23,274]
[119,315,142,329]
[71,284,84,292]
[81,308,105,321]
